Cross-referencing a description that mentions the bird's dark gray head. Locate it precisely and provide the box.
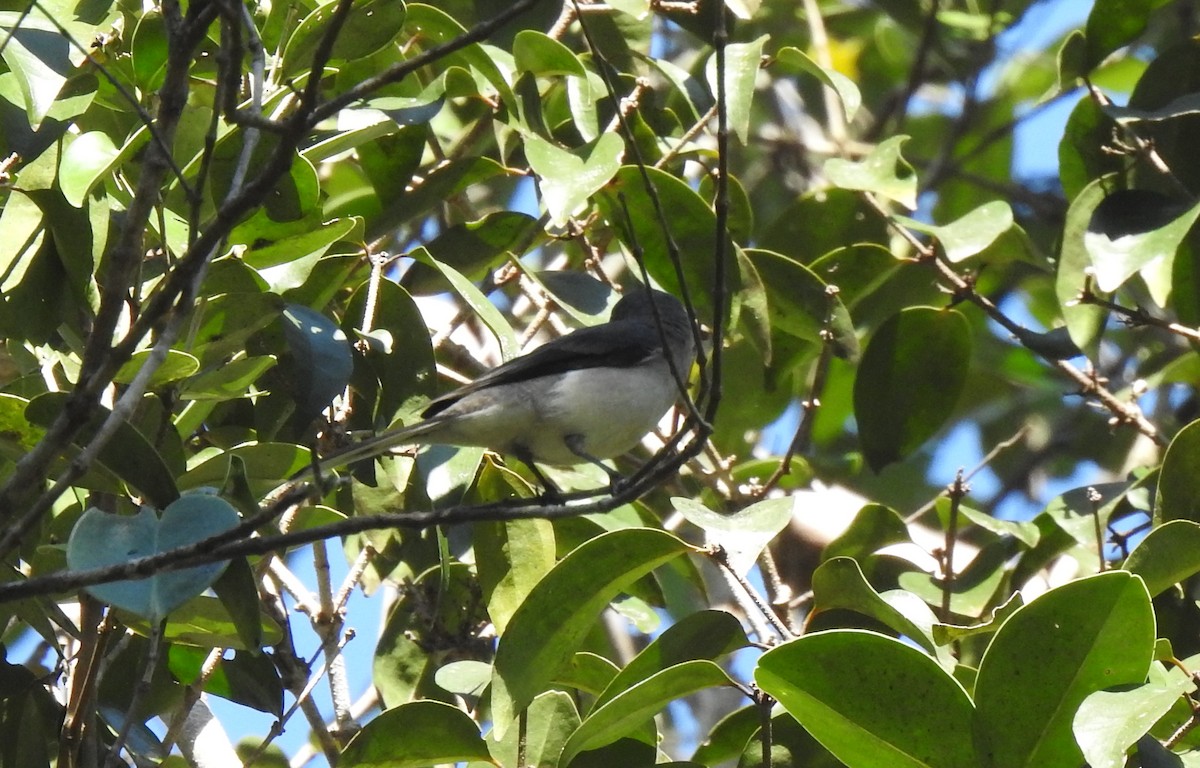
[612,288,688,326]
[611,288,694,372]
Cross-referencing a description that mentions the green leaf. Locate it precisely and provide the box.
[595,166,725,322]
[823,504,910,561]
[339,701,489,767]
[280,303,354,421]
[741,248,859,360]
[973,571,1155,768]
[825,136,917,210]
[180,356,277,401]
[179,443,311,498]
[854,307,971,471]
[1084,189,1200,298]
[60,132,120,207]
[488,691,580,768]
[490,529,693,738]
[1057,176,1112,356]
[775,46,862,123]
[811,557,944,660]
[706,34,767,143]
[1125,520,1200,595]
[66,494,241,621]
[113,349,200,387]
[559,660,735,766]
[897,201,1015,263]
[756,630,978,768]
[415,211,541,291]
[671,496,792,577]
[474,494,556,633]
[0,25,69,129]
[282,0,407,74]
[691,706,762,766]
[514,30,587,78]
[408,246,520,359]
[1157,419,1200,523]
[525,132,624,227]
[26,392,180,509]
[593,610,750,711]
[434,660,492,697]
[1085,0,1174,69]
[1074,667,1194,768]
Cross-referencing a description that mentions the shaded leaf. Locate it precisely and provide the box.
[973,571,1155,768]
[756,630,978,768]
[854,307,971,471]
[490,529,693,738]
[339,701,489,767]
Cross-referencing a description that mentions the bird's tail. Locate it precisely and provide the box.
[292,418,444,481]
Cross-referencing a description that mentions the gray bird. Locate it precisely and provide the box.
[315,288,696,485]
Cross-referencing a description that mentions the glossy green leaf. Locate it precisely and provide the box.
[113,349,200,387]
[756,630,978,768]
[948,499,1040,548]
[212,556,265,650]
[898,201,1014,263]
[490,529,693,738]
[854,307,971,471]
[474,488,556,632]
[488,691,580,768]
[1125,520,1200,595]
[244,218,359,292]
[555,652,621,696]
[706,35,767,143]
[180,356,277,401]
[280,303,354,421]
[525,132,624,227]
[823,504,910,561]
[283,0,407,74]
[339,701,489,767]
[178,443,311,497]
[932,593,1024,646]
[1085,0,1174,69]
[66,494,240,621]
[0,21,70,129]
[811,557,943,659]
[1157,419,1200,523]
[593,610,749,710]
[974,571,1155,768]
[408,246,519,360]
[169,646,284,715]
[1074,666,1194,768]
[416,211,541,290]
[26,392,179,509]
[1057,176,1115,354]
[559,660,735,766]
[776,46,861,123]
[825,136,917,210]
[434,660,491,697]
[514,30,587,77]
[671,496,792,576]
[742,248,859,360]
[1084,190,1200,297]
[595,165,724,321]
[690,705,762,766]
[60,132,119,207]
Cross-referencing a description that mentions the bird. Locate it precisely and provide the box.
[311,287,696,488]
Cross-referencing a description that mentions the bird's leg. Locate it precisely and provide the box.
[510,447,564,502]
[564,434,624,494]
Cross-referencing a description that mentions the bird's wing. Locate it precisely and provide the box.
[422,318,663,418]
